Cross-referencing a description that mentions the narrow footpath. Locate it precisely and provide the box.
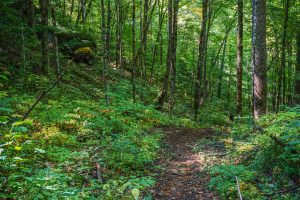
[150,127,220,200]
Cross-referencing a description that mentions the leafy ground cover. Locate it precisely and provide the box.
[0,66,197,199]
[192,107,300,199]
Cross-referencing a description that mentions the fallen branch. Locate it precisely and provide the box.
[269,135,298,154]
[22,74,64,121]
[235,176,243,200]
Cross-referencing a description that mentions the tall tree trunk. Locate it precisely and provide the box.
[169,0,179,114]
[69,0,75,22]
[203,0,213,99]
[194,0,208,120]
[236,0,243,116]
[27,0,35,28]
[156,0,177,111]
[132,0,137,102]
[217,38,227,98]
[277,0,290,109]
[51,7,61,80]
[156,0,173,111]
[150,0,166,79]
[81,0,86,23]
[115,0,122,68]
[39,0,48,75]
[100,0,111,106]
[85,0,93,19]
[295,32,300,104]
[252,0,267,119]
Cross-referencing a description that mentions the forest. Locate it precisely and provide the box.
[0,0,299,199]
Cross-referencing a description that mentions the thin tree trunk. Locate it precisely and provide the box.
[69,0,75,22]
[81,0,86,23]
[39,0,48,75]
[203,0,213,99]
[252,0,267,119]
[295,32,300,104]
[115,0,122,68]
[236,0,243,116]
[194,0,208,120]
[217,38,227,98]
[85,0,93,20]
[132,0,137,102]
[169,0,179,114]
[156,0,173,111]
[277,0,290,109]
[27,0,35,28]
[51,7,61,81]
[100,0,111,106]
[150,0,166,79]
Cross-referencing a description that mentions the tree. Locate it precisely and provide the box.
[295,32,300,104]
[39,0,48,74]
[277,0,290,110]
[252,0,267,119]
[194,0,208,120]
[236,0,243,116]
[156,0,179,111]
[100,0,111,106]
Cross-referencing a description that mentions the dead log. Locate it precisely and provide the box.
[22,74,64,121]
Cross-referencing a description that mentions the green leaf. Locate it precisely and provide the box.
[131,188,140,200]
[15,146,22,151]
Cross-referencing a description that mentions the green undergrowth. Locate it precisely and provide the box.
[197,107,300,200]
[0,66,197,199]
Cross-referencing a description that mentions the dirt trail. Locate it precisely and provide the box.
[150,127,219,200]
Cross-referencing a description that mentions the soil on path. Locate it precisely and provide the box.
[150,127,220,200]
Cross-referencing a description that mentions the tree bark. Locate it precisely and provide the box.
[236,0,243,116]
[156,0,179,111]
[277,0,290,110]
[194,0,208,120]
[217,38,227,98]
[100,0,111,106]
[169,0,179,114]
[132,0,137,102]
[252,0,267,119]
[115,0,122,68]
[27,0,35,28]
[39,0,48,75]
[51,7,61,81]
[295,32,300,104]
[69,0,75,22]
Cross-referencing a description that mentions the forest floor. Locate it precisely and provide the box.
[150,127,222,200]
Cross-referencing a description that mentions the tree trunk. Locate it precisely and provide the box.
[100,0,111,106]
[217,38,227,98]
[69,0,75,22]
[236,0,243,116]
[295,32,300,104]
[277,0,290,109]
[132,0,137,102]
[252,0,267,119]
[194,0,208,120]
[156,0,173,111]
[169,0,179,114]
[39,0,48,75]
[115,0,122,68]
[51,7,61,80]
[81,0,86,23]
[27,0,35,28]
[150,0,166,79]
